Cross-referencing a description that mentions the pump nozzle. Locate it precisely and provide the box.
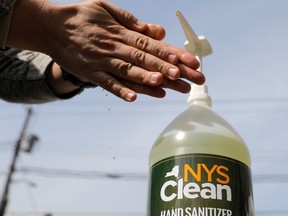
[176,10,213,107]
[176,11,212,71]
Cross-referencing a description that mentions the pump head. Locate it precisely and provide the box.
[176,10,213,107]
[176,10,212,70]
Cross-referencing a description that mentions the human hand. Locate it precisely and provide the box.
[7,0,205,101]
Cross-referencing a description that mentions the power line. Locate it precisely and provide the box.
[17,159,40,216]
[0,141,14,145]
[16,167,147,181]
[253,174,288,183]
[13,166,288,183]
[34,97,288,106]
[1,97,288,120]
[0,172,7,177]
[256,210,288,215]
[2,97,288,111]
[0,142,14,151]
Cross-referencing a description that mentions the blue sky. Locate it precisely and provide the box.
[1,0,288,215]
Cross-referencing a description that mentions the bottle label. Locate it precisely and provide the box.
[148,153,254,216]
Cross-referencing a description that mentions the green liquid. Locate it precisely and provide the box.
[149,104,251,167]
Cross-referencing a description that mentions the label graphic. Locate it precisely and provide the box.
[148,154,254,216]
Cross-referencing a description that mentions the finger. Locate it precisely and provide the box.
[177,63,205,85]
[96,58,163,86]
[143,24,166,40]
[156,44,201,70]
[122,30,179,65]
[91,71,137,102]
[100,0,148,32]
[113,42,180,80]
[120,79,166,98]
[178,52,200,69]
[161,78,192,94]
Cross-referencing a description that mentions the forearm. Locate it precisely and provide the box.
[5,0,61,53]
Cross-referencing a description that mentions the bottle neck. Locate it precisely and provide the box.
[187,84,212,108]
[188,99,212,108]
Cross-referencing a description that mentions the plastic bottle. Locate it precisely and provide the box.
[147,11,254,216]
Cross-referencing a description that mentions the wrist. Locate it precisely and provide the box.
[46,62,80,94]
[46,62,97,95]
[61,68,97,88]
[41,3,79,57]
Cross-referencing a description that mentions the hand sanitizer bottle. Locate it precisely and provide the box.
[147,11,254,216]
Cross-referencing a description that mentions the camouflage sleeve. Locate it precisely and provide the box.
[0,6,13,49]
[0,0,17,48]
[0,49,82,104]
[0,0,17,16]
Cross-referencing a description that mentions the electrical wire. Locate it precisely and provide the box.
[18,159,41,216]
[256,210,288,215]
[14,166,288,183]
[1,97,288,111]
[16,166,148,181]
[0,141,14,151]
[25,97,288,106]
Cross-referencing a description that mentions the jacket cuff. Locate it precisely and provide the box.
[44,61,84,100]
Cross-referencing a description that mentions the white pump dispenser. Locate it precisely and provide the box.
[147,11,254,216]
[176,10,212,108]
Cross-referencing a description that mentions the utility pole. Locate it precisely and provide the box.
[0,107,33,216]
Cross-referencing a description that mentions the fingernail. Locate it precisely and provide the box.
[151,73,160,83]
[126,92,135,101]
[168,67,179,78]
[168,54,178,63]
